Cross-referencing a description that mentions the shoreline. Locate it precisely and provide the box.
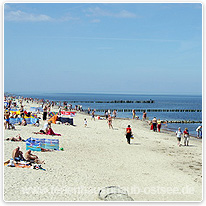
[81,112,201,139]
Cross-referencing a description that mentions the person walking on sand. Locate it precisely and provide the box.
[107,115,113,129]
[132,109,136,119]
[152,117,157,132]
[126,125,132,144]
[183,128,190,146]
[91,110,95,121]
[157,119,161,132]
[176,127,182,147]
[196,126,202,139]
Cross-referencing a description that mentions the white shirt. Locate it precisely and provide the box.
[176,130,182,138]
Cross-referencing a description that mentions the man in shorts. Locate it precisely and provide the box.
[176,127,182,147]
[12,146,25,162]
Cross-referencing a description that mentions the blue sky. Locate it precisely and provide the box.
[4,3,202,95]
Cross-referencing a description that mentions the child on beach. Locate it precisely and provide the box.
[176,127,182,147]
[84,118,87,127]
[107,115,113,129]
[183,128,190,146]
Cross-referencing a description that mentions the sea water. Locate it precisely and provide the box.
[13,93,202,136]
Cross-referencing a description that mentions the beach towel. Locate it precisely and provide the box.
[14,163,31,168]
[4,161,31,168]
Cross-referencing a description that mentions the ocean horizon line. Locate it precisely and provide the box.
[4,91,202,97]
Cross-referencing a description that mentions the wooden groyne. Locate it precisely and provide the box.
[91,109,202,113]
[166,120,202,124]
[66,100,155,104]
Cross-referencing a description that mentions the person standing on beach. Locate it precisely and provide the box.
[196,126,202,138]
[112,110,117,119]
[91,110,95,121]
[4,110,10,129]
[176,127,182,147]
[157,119,161,132]
[105,110,108,119]
[126,125,132,144]
[143,111,147,121]
[183,128,190,146]
[107,115,113,129]
[152,117,157,132]
[132,109,136,119]
[43,105,47,120]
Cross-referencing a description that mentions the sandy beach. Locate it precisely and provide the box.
[4,100,202,201]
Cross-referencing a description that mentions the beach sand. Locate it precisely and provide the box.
[4,101,202,201]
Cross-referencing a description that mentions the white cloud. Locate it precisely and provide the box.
[84,7,136,18]
[91,19,101,23]
[5,10,53,22]
[58,13,79,22]
[4,9,79,23]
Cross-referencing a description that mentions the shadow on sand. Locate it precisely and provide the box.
[130,143,141,146]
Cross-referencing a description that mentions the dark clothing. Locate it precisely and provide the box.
[43,112,47,120]
[153,123,157,132]
[126,133,132,144]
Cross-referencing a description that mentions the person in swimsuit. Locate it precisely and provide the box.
[4,110,10,129]
[91,110,95,121]
[25,149,44,164]
[12,146,25,162]
[108,115,113,129]
[143,111,147,121]
[132,109,136,119]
